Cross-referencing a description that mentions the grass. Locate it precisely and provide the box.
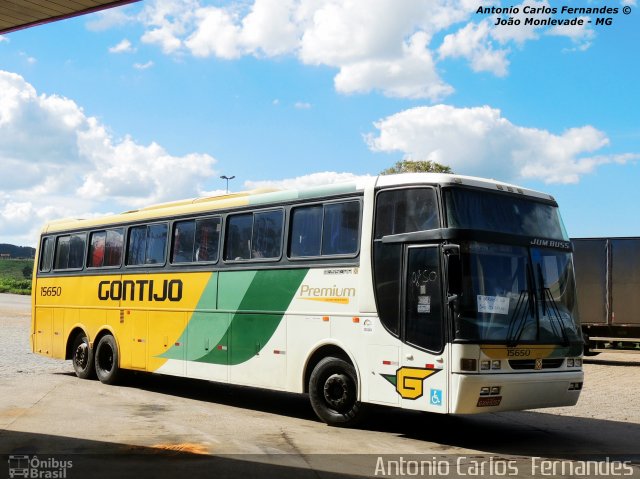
[0,259,33,295]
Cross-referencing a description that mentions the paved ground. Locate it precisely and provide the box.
[1,293,639,478]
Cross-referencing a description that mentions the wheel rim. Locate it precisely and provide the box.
[323,373,354,413]
[97,343,114,374]
[74,342,88,370]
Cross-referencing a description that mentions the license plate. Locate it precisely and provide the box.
[477,396,502,407]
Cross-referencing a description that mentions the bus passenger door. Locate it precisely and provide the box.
[399,245,449,413]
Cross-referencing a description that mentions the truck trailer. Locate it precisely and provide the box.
[572,237,640,354]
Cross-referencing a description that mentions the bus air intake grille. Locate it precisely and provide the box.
[508,358,564,370]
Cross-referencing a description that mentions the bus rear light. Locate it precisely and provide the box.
[461,358,477,371]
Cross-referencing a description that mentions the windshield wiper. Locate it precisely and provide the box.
[537,264,570,346]
[506,263,537,347]
[505,290,531,347]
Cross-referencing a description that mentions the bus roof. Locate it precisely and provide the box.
[41,173,555,234]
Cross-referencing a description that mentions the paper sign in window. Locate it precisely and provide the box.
[477,295,509,315]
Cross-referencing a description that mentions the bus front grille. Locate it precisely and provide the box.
[508,358,564,370]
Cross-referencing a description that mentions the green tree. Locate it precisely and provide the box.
[380,160,453,175]
[22,266,32,280]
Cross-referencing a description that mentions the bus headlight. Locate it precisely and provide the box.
[480,360,491,371]
[491,360,501,370]
[567,358,582,368]
[461,359,477,371]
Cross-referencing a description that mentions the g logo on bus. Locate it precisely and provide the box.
[382,367,441,400]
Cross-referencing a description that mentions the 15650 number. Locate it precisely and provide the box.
[507,349,531,357]
[40,286,62,297]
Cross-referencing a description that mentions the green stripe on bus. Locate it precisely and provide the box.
[161,268,308,365]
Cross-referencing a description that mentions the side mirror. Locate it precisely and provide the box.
[444,244,462,300]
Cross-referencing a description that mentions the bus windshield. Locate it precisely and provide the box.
[453,242,582,351]
[445,187,568,240]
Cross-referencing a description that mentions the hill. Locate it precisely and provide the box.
[0,243,35,259]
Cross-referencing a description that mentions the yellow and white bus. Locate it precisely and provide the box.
[31,173,584,426]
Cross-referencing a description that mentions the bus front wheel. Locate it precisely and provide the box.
[95,335,120,385]
[309,357,365,427]
[72,333,95,380]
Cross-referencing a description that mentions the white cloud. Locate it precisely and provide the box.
[335,31,454,100]
[0,35,8,43]
[244,171,371,190]
[546,17,594,49]
[294,101,311,109]
[440,0,595,74]
[0,70,218,245]
[367,105,638,184]
[127,0,477,99]
[185,7,242,58]
[439,20,509,76]
[133,61,154,70]
[87,0,607,99]
[86,8,134,31]
[109,39,135,53]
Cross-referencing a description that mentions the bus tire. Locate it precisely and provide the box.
[71,333,95,380]
[95,335,120,385]
[309,356,365,427]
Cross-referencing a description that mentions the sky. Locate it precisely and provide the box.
[0,0,638,246]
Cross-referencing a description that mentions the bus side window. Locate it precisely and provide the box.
[172,220,196,263]
[39,237,54,272]
[289,205,322,257]
[225,214,252,261]
[89,229,124,268]
[54,234,86,270]
[105,229,124,267]
[89,231,107,268]
[145,224,168,264]
[195,217,220,262]
[68,235,86,269]
[289,201,360,258]
[252,210,283,259]
[127,224,167,266]
[322,202,360,256]
[374,188,439,239]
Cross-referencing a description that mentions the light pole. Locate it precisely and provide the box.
[220,175,235,194]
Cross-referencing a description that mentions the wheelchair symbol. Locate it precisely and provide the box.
[430,389,442,406]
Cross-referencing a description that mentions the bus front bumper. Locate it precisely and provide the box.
[451,371,584,414]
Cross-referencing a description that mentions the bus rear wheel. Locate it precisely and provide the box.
[309,357,365,427]
[72,333,95,380]
[95,335,120,385]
